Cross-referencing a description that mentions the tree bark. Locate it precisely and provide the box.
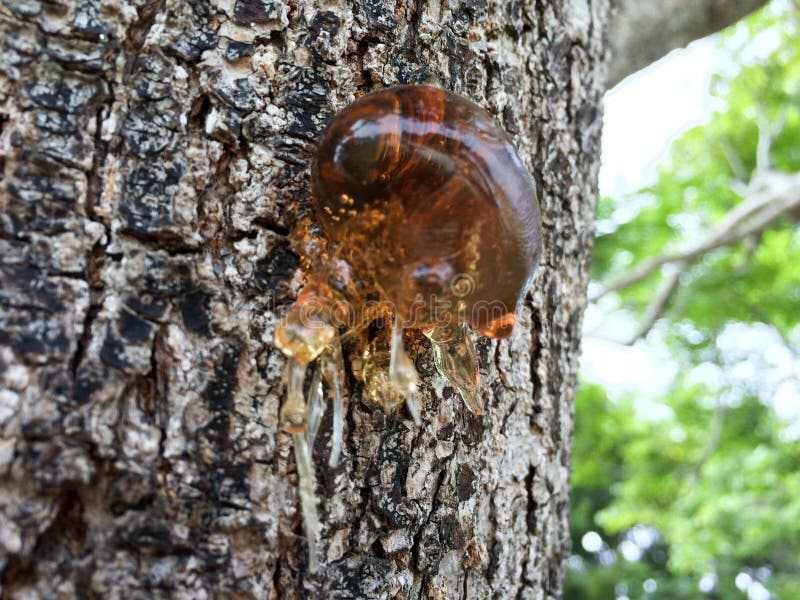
[607,0,768,87]
[0,0,607,598]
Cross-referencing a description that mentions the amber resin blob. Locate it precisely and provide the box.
[274,85,542,571]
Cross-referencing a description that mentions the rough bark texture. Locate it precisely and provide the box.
[607,0,768,87]
[0,0,607,598]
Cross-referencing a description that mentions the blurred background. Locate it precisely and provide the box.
[566,2,800,599]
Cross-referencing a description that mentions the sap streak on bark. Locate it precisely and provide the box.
[0,0,607,597]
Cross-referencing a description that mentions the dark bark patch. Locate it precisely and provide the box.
[120,159,197,243]
[132,54,178,102]
[137,252,194,297]
[324,555,398,598]
[369,441,414,527]
[436,422,454,441]
[233,0,284,26]
[123,161,183,203]
[204,343,242,411]
[305,10,341,57]
[164,25,218,63]
[210,77,262,115]
[457,405,484,446]
[107,472,156,516]
[99,310,155,372]
[201,412,232,455]
[124,293,168,321]
[71,365,105,404]
[285,69,332,139]
[122,99,181,158]
[355,0,398,32]
[210,462,251,505]
[27,68,108,114]
[225,40,254,62]
[439,513,466,550]
[1,264,64,310]
[9,331,47,358]
[309,11,340,38]
[118,308,154,344]
[7,152,83,209]
[455,464,476,501]
[45,34,113,72]
[390,53,439,86]
[253,244,299,303]
[181,290,212,336]
[100,330,134,370]
[0,267,81,361]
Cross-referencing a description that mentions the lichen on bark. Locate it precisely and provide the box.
[0,0,607,597]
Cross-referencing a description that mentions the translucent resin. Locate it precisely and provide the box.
[274,85,542,571]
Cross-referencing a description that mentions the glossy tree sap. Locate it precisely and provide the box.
[273,85,542,571]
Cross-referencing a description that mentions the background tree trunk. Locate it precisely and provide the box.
[607,0,768,87]
[0,0,607,597]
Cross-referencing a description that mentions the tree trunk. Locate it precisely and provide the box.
[0,0,606,598]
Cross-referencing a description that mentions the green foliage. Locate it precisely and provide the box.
[568,376,800,598]
[592,3,800,336]
[569,4,800,599]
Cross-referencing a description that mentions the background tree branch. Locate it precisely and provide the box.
[591,169,800,343]
[607,0,769,87]
[592,170,800,302]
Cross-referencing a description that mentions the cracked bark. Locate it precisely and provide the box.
[0,0,607,598]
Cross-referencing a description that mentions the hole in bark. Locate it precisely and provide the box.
[0,556,35,593]
[370,538,387,558]
[525,466,537,534]
[70,297,103,376]
[190,94,212,128]
[0,113,6,181]
[34,489,88,560]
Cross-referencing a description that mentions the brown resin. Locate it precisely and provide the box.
[273,85,542,572]
[310,85,542,336]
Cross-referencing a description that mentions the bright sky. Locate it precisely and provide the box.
[599,37,728,196]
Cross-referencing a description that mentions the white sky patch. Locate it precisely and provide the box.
[599,38,730,197]
[618,539,643,562]
[582,531,603,553]
[699,573,718,593]
[581,304,678,405]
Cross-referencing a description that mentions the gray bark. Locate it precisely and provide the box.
[0,0,607,598]
[608,0,768,87]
